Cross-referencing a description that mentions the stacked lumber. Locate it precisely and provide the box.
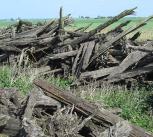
[1,7,153,86]
[0,80,153,137]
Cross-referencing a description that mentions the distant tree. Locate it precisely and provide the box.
[10,18,14,21]
[107,16,113,19]
[85,16,90,19]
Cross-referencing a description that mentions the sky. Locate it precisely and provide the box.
[1,0,153,19]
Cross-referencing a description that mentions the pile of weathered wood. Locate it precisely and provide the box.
[0,79,153,137]
[1,7,153,86]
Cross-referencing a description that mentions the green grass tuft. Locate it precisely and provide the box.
[82,87,153,133]
[0,66,32,94]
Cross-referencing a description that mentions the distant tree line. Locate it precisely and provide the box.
[78,16,112,19]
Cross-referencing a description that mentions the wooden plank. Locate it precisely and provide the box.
[34,79,153,137]
[72,45,84,75]
[34,79,121,126]
[82,41,95,70]
[108,51,148,77]
[81,67,117,79]
[47,50,78,60]
[106,63,153,83]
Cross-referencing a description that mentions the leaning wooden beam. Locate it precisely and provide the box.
[108,50,149,77]
[106,20,131,34]
[59,8,136,46]
[108,40,153,77]
[35,20,54,37]
[34,79,121,127]
[88,15,153,67]
[130,32,141,41]
[34,79,153,137]
[64,30,86,37]
[47,50,78,60]
[79,23,93,32]
[106,63,153,83]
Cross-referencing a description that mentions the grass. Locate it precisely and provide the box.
[82,87,153,132]
[0,66,32,95]
[0,66,153,133]
[0,66,72,94]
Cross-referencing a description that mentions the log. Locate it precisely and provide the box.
[34,79,153,137]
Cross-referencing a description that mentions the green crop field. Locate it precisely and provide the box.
[1,17,153,41]
[70,17,153,41]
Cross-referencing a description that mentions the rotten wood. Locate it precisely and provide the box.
[34,79,153,137]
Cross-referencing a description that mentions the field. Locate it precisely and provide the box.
[1,17,153,41]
